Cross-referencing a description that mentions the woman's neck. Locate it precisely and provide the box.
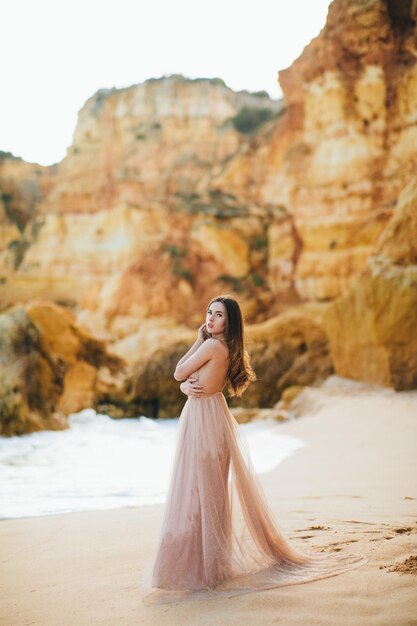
[211,332,227,344]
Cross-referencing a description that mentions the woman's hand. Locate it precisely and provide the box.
[197,323,210,343]
[180,374,205,397]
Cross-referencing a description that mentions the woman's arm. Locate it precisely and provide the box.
[176,336,204,368]
[176,322,210,367]
[174,339,217,381]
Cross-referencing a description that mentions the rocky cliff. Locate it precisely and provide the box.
[325,176,417,389]
[2,2,416,333]
[0,78,282,330]
[215,0,417,300]
[0,0,416,433]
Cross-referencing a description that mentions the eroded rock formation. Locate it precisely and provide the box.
[215,0,417,301]
[325,176,417,389]
[0,302,125,435]
[0,0,416,432]
[0,79,282,328]
[2,2,416,332]
[0,307,66,435]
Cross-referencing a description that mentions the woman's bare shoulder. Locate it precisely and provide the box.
[205,338,229,356]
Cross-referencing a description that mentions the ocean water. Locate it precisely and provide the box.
[0,408,307,520]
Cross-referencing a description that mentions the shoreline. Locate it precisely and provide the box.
[0,408,305,522]
[1,383,416,625]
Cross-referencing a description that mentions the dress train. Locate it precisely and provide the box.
[141,392,368,604]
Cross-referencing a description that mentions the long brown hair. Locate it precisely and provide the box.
[206,294,256,397]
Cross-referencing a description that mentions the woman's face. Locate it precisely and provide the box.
[206,301,227,336]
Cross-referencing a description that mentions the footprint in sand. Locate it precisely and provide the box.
[370,525,417,541]
[393,527,415,534]
[293,525,332,532]
[381,555,417,575]
[383,526,417,539]
[322,539,359,552]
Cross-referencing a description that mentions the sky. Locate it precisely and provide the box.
[1,0,332,166]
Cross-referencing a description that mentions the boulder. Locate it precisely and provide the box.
[0,308,66,435]
[0,301,125,435]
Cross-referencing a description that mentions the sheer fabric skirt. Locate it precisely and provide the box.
[141,392,368,604]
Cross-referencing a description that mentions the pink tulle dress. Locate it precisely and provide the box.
[141,378,368,604]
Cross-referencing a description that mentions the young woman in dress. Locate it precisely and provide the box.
[142,294,367,604]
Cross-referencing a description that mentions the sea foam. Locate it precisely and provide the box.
[0,408,306,520]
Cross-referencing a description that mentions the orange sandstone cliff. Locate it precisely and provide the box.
[2,2,416,330]
[215,0,417,301]
[0,79,283,330]
[0,0,416,433]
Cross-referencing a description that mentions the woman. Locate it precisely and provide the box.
[142,295,368,604]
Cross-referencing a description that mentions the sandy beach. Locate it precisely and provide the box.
[1,381,416,626]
